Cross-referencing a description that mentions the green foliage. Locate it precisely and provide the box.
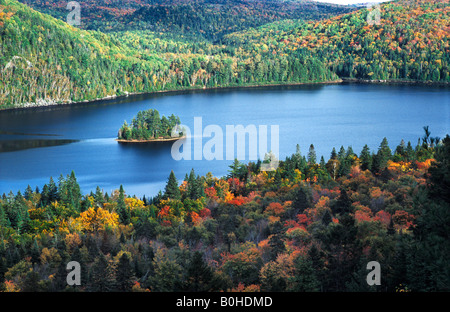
[118,109,182,140]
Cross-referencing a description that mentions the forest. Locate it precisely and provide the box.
[16,0,356,38]
[1,0,449,109]
[118,109,183,141]
[0,127,448,292]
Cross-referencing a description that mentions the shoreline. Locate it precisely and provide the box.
[2,78,449,111]
[340,77,450,86]
[116,136,186,143]
[0,80,342,112]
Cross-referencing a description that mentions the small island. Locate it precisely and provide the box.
[117,109,185,143]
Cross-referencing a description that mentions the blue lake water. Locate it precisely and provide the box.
[0,83,449,198]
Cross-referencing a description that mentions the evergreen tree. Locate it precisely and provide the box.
[116,253,135,292]
[405,141,415,161]
[228,158,247,181]
[319,156,326,167]
[289,255,320,292]
[292,185,311,214]
[24,185,34,201]
[183,251,214,292]
[88,253,116,292]
[331,188,352,216]
[94,186,105,206]
[360,144,372,171]
[308,144,317,165]
[376,137,392,171]
[338,146,346,161]
[409,135,450,291]
[330,147,337,160]
[164,170,181,200]
[117,185,130,225]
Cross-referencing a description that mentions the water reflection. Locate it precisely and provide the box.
[0,139,79,153]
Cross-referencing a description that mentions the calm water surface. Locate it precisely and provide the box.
[0,83,449,197]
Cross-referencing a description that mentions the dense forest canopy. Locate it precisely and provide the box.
[17,0,356,38]
[0,128,448,292]
[1,0,449,109]
[118,109,183,141]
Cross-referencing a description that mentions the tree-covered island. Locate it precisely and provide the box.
[117,109,185,142]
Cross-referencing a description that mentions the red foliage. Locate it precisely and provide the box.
[205,186,218,199]
[392,210,415,231]
[374,210,391,226]
[199,208,211,218]
[296,213,311,226]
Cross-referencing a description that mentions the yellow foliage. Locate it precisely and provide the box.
[40,247,62,266]
[76,207,119,233]
[64,232,82,249]
[3,280,20,292]
[125,197,145,210]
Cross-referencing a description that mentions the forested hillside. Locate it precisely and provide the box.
[1,0,449,109]
[18,0,356,39]
[224,0,450,81]
[1,129,448,292]
[0,0,339,109]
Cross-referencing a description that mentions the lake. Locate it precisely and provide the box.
[0,83,449,198]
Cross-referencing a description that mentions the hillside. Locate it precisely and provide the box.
[0,0,339,109]
[0,129,448,292]
[0,0,166,108]
[1,0,449,109]
[224,0,450,81]
[17,0,356,39]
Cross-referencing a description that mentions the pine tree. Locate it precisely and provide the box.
[377,137,392,170]
[288,255,320,292]
[183,251,214,292]
[164,170,181,200]
[94,186,105,206]
[360,144,372,171]
[117,185,130,224]
[45,177,59,204]
[116,253,135,292]
[308,144,317,165]
[405,141,415,161]
[330,147,337,160]
[319,156,326,167]
[332,188,352,216]
[89,253,116,292]
[293,185,311,214]
[338,146,346,161]
[187,168,200,200]
[24,185,33,201]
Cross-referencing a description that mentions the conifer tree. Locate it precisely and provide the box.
[116,253,135,292]
[117,185,130,225]
[360,144,372,171]
[164,170,181,200]
[308,144,317,165]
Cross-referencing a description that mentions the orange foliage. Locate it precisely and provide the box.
[205,186,218,200]
[158,205,171,220]
[392,210,415,231]
[189,211,201,225]
[265,202,284,216]
[354,206,373,223]
[3,280,19,292]
[230,283,261,292]
[415,159,435,170]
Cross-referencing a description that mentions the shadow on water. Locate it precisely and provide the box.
[117,140,176,156]
[0,139,79,153]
